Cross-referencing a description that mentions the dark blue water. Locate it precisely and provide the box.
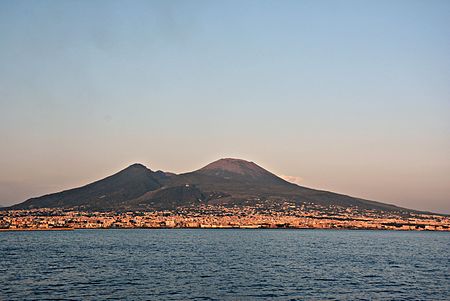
[0,229,449,300]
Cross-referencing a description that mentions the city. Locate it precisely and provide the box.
[2,202,449,231]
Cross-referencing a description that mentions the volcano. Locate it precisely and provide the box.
[8,158,411,213]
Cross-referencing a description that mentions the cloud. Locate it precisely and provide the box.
[280,175,303,185]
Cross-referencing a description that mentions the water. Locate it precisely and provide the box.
[0,229,449,300]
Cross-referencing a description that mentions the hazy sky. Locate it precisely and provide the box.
[1,0,449,213]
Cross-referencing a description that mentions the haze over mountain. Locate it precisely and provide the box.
[8,158,415,213]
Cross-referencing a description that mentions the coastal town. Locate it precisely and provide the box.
[1,202,449,231]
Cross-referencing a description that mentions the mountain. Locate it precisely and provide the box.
[10,164,163,210]
[8,158,411,213]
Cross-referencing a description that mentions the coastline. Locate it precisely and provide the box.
[1,226,448,232]
[0,227,74,232]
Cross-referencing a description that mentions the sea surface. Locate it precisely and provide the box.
[0,229,449,301]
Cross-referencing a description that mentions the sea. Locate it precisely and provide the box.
[0,229,449,301]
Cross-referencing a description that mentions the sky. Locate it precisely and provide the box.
[0,0,449,213]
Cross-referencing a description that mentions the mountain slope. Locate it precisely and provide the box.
[130,185,205,209]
